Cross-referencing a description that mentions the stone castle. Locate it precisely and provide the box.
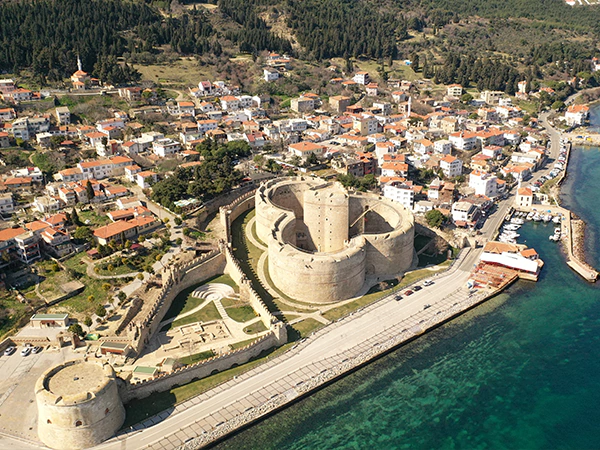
[255,178,415,302]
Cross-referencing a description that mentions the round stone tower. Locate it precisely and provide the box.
[35,360,125,450]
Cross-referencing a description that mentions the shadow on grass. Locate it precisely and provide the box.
[230,209,282,318]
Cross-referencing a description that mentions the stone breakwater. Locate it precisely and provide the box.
[571,216,597,273]
[175,275,500,449]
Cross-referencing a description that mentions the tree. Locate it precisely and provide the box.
[85,181,95,203]
[95,305,107,317]
[306,152,319,166]
[88,295,95,302]
[102,283,111,291]
[174,217,182,226]
[117,291,127,302]
[176,237,183,245]
[73,226,93,244]
[68,323,85,337]
[461,93,474,104]
[83,316,92,327]
[425,209,445,228]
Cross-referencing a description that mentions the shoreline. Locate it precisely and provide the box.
[550,135,599,281]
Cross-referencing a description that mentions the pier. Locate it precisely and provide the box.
[509,205,598,282]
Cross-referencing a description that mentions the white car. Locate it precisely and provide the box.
[20,347,31,357]
[423,280,434,287]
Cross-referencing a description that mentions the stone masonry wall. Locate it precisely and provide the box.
[121,332,278,403]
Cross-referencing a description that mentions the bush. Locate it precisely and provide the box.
[102,283,111,291]
[95,305,107,317]
[84,316,92,327]
[174,217,182,226]
[425,209,446,228]
[117,291,127,302]
[68,323,85,337]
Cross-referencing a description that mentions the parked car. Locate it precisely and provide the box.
[4,346,16,356]
[413,285,422,291]
[395,294,403,301]
[20,347,31,357]
[423,304,432,310]
[404,290,414,296]
[32,346,43,354]
[423,280,434,286]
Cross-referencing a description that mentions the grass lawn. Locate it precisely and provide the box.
[224,305,257,323]
[165,302,221,331]
[322,263,452,322]
[0,291,33,339]
[78,210,111,227]
[230,209,281,313]
[178,350,215,366]
[122,342,294,428]
[134,58,216,88]
[288,318,323,340]
[243,321,267,334]
[162,273,237,322]
[50,252,126,317]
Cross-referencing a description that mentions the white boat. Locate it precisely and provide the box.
[553,216,561,224]
[549,234,560,242]
[511,218,525,225]
[542,215,552,223]
[532,214,542,221]
[527,212,535,220]
[554,227,561,234]
[503,224,521,231]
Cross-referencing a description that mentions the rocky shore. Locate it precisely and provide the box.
[571,215,597,273]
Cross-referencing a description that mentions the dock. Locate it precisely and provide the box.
[510,205,598,282]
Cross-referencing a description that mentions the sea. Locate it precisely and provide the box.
[213,109,600,450]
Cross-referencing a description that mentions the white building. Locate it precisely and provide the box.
[152,138,181,157]
[565,104,590,126]
[382,182,414,210]
[263,67,280,82]
[469,170,498,198]
[55,106,70,125]
[0,193,14,215]
[353,72,370,85]
[440,155,463,178]
[434,139,452,155]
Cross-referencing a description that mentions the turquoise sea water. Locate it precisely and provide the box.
[213,126,600,450]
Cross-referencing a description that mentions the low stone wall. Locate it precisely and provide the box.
[121,332,278,403]
[0,338,15,352]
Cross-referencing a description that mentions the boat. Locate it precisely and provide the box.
[503,224,521,231]
[542,214,552,223]
[554,227,562,235]
[527,212,535,220]
[532,213,542,221]
[511,217,525,225]
[553,216,562,224]
[549,234,560,242]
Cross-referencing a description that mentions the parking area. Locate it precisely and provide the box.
[0,345,85,444]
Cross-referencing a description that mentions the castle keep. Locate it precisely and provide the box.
[255,178,415,303]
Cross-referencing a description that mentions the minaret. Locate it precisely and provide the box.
[407,96,412,118]
[77,55,82,72]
